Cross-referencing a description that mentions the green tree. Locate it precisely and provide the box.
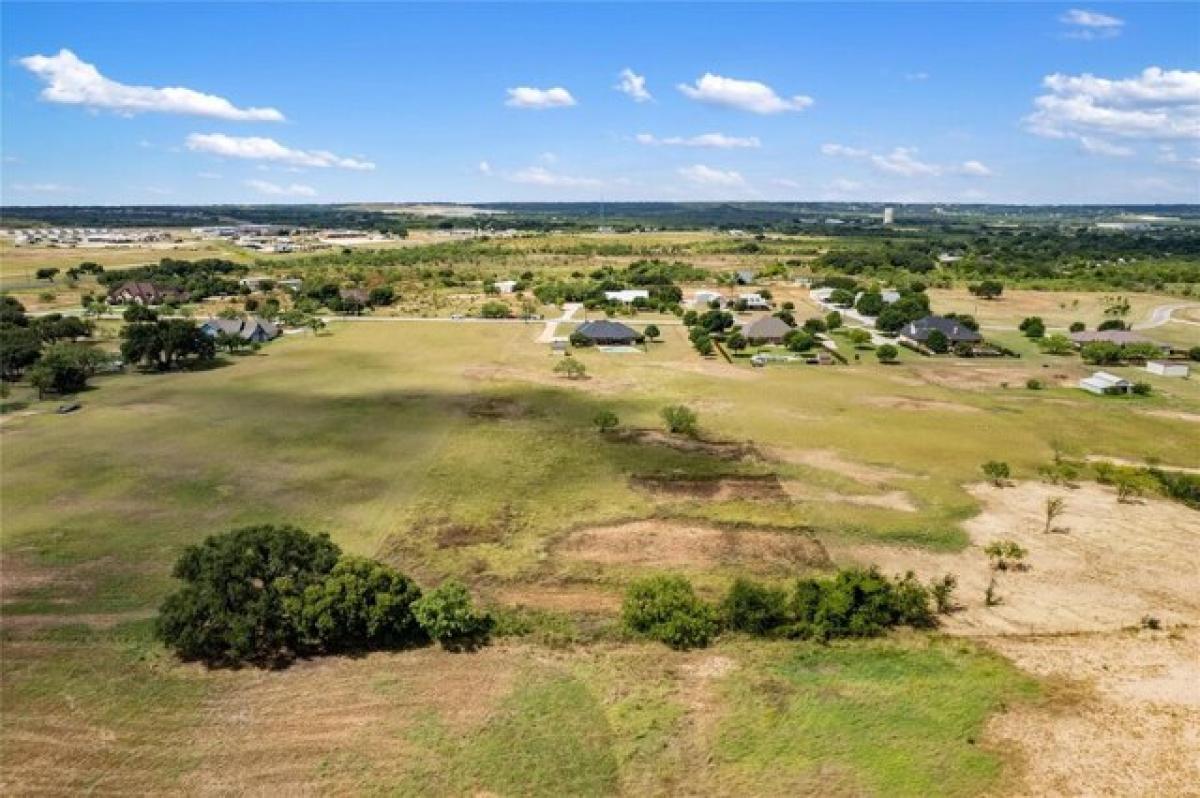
[156,525,342,667]
[479,301,513,319]
[1080,341,1123,365]
[847,328,873,348]
[721,578,788,635]
[981,460,1011,487]
[643,324,660,342]
[412,580,493,649]
[661,404,698,436]
[123,304,158,322]
[1019,316,1046,339]
[855,290,885,317]
[926,329,950,353]
[622,575,718,650]
[554,358,587,380]
[726,331,747,352]
[569,330,592,347]
[1039,333,1073,355]
[783,329,814,352]
[969,280,1004,300]
[292,556,424,652]
[368,286,396,307]
[984,539,1027,571]
[35,267,59,282]
[121,319,215,371]
[0,324,42,379]
[592,409,619,433]
[824,310,843,330]
[876,343,899,363]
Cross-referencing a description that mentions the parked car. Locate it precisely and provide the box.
[55,402,81,414]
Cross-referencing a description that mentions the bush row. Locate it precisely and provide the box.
[622,568,953,650]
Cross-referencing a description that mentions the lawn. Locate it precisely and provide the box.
[2,315,1196,794]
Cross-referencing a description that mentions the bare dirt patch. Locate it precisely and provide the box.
[861,395,983,413]
[557,519,828,573]
[1139,408,1200,424]
[781,483,918,512]
[463,395,533,420]
[766,447,916,487]
[827,481,1200,635]
[630,473,787,501]
[492,584,621,614]
[620,429,762,461]
[910,365,1080,392]
[185,646,523,794]
[985,629,1200,797]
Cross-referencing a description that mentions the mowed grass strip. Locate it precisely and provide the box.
[714,637,1040,797]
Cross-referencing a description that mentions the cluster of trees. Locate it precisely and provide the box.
[120,317,215,370]
[97,258,244,301]
[622,568,953,650]
[1079,340,1164,365]
[0,298,110,396]
[157,525,493,667]
[820,280,935,334]
[532,259,700,312]
[296,281,397,313]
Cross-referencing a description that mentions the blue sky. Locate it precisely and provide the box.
[2,2,1198,205]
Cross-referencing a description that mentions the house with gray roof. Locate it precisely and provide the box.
[201,316,280,343]
[899,315,982,346]
[573,320,643,345]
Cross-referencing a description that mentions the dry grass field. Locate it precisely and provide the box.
[2,304,1198,794]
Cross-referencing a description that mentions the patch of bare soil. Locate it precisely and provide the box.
[462,365,632,395]
[827,481,1200,635]
[184,647,523,794]
[558,519,829,573]
[766,447,916,487]
[861,395,982,413]
[912,365,1080,392]
[631,473,787,501]
[491,584,621,614]
[1085,454,1200,476]
[985,629,1200,797]
[781,483,918,512]
[1139,409,1200,424]
[462,395,532,420]
[620,429,763,461]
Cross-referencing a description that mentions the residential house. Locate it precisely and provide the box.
[201,316,280,343]
[692,290,723,308]
[574,320,644,345]
[494,280,518,294]
[339,288,370,305]
[107,281,188,305]
[739,293,771,310]
[1079,371,1133,395]
[1146,361,1189,378]
[899,315,983,346]
[735,270,757,285]
[740,315,793,345]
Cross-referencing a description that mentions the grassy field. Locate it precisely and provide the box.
[925,287,1190,329]
[2,313,1197,794]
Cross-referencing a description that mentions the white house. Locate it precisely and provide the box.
[1079,371,1133,395]
[739,293,770,309]
[1146,361,1189,378]
[604,289,650,304]
[692,290,723,308]
[494,280,518,294]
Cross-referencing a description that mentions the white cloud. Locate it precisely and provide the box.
[677,164,746,187]
[615,68,652,102]
[1157,145,1200,170]
[186,133,375,170]
[538,152,558,164]
[635,132,761,149]
[10,182,78,193]
[504,86,576,109]
[677,73,812,114]
[959,160,994,176]
[508,166,602,188]
[821,143,868,158]
[19,49,284,121]
[1078,137,1134,157]
[1060,9,1124,39]
[1026,67,1200,142]
[822,143,992,178]
[244,179,317,198]
[478,160,493,175]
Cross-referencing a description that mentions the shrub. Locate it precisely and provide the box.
[783,329,814,352]
[1080,341,1123,365]
[984,539,1028,571]
[1069,321,1086,333]
[1189,346,1200,362]
[930,574,958,614]
[926,329,949,353]
[847,328,872,348]
[1131,381,1152,396]
[785,567,935,640]
[569,330,593,347]
[1018,316,1045,339]
[643,324,660,341]
[876,344,899,363]
[622,575,718,649]
[412,580,493,649]
[1038,333,1073,355]
[720,578,788,635]
[1097,319,1126,331]
[1025,378,1044,390]
[554,358,587,380]
[292,556,424,651]
[479,301,512,319]
[156,525,341,667]
[981,460,1011,486]
[661,404,699,436]
[592,409,619,433]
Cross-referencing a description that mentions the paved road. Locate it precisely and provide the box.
[535,302,582,343]
[1133,303,1200,330]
